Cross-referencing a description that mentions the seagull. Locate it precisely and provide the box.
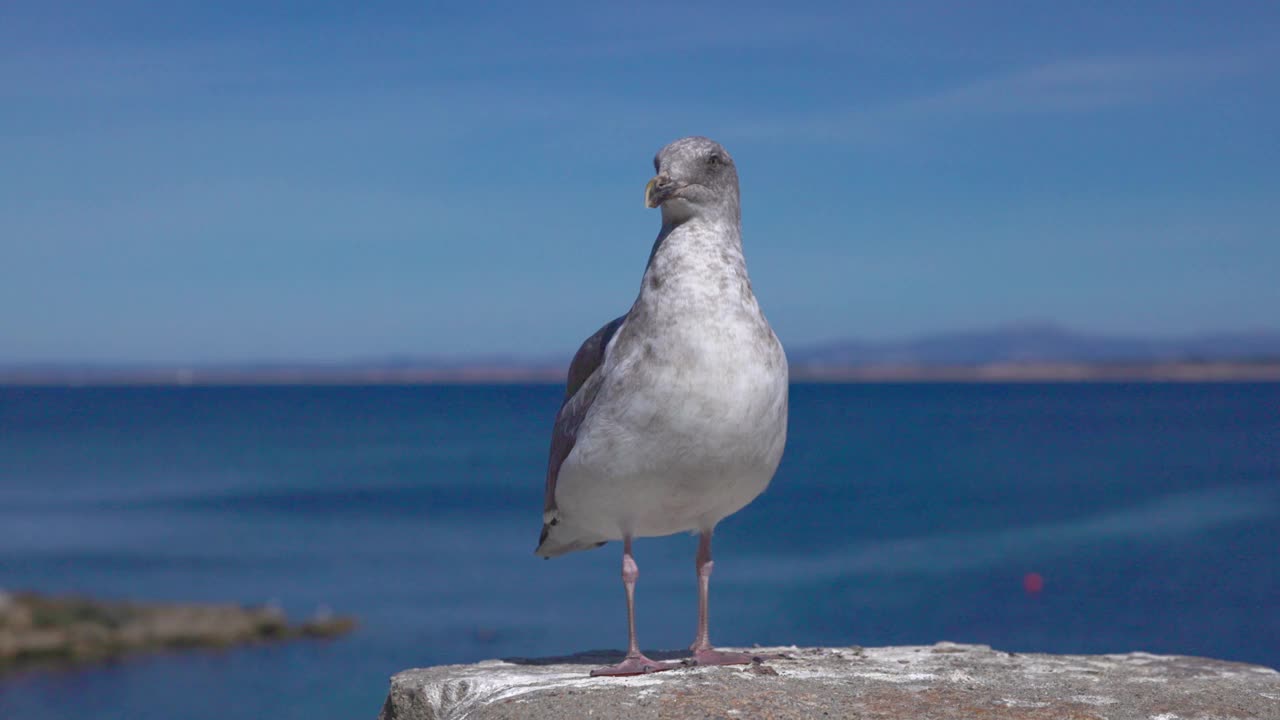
[535,136,789,677]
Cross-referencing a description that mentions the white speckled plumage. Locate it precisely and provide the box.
[536,136,788,558]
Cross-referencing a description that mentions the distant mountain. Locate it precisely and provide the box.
[4,324,1280,384]
[790,323,1280,367]
[0,354,566,375]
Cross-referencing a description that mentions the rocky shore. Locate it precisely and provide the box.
[0,590,355,673]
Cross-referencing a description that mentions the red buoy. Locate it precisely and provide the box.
[1023,572,1045,594]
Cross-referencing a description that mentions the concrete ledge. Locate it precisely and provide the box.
[379,643,1280,720]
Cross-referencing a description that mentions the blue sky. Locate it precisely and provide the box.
[3,2,1278,363]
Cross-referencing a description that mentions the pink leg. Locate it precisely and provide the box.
[688,530,772,666]
[590,536,679,677]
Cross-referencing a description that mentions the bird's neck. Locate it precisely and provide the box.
[645,215,745,279]
[636,214,754,320]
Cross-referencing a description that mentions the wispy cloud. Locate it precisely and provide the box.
[728,52,1256,145]
[920,53,1251,114]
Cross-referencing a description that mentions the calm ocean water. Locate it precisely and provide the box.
[1,383,1277,719]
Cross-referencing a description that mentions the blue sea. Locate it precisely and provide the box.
[1,383,1277,719]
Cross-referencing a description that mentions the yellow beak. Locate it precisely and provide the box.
[645,177,660,208]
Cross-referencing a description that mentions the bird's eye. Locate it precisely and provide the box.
[707,153,722,166]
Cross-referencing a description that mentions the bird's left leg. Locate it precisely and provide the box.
[687,529,774,666]
[590,536,679,677]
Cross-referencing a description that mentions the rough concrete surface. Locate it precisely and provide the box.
[379,643,1280,720]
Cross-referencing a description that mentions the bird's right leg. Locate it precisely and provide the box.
[686,529,781,667]
[590,536,678,677]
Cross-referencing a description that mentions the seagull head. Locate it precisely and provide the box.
[645,136,739,222]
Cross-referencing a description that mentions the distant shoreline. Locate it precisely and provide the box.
[0,591,355,674]
[3,361,1280,386]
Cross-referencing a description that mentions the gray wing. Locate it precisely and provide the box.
[541,314,626,524]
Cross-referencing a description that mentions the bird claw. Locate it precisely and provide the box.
[590,655,679,677]
[685,648,780,667]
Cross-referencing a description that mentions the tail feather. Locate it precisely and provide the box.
[535,521,606,558]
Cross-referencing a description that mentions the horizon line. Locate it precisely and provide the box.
[6,321,1280,368]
